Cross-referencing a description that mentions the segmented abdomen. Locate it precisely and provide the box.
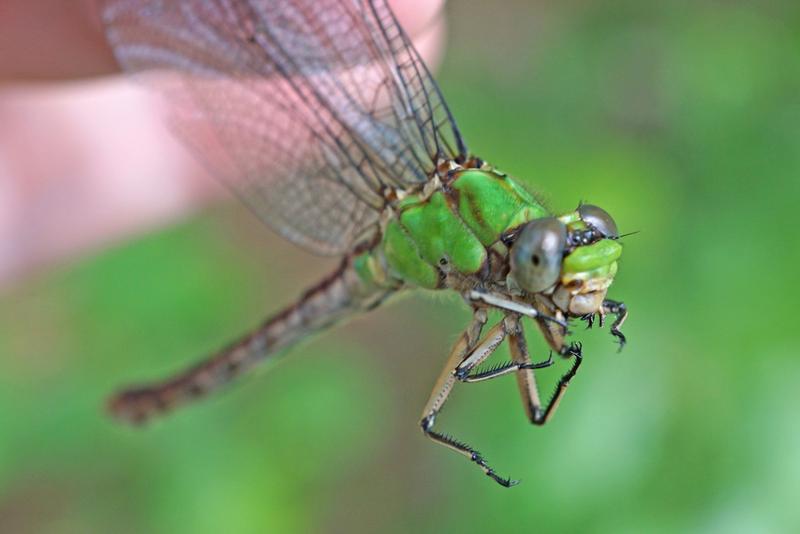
[109,255,393,424]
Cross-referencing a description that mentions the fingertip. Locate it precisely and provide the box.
[389,0,446,40]
[0,0,118,81]
[389,0,447,68]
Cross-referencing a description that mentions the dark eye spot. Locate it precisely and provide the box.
[531,254,540,266]
[439,257,448,266]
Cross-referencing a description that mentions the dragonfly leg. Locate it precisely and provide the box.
[468,290,568,328]
[509,329,583,425]
[602,299,628,350]
[419,310,521,487]
[457,315,554,383]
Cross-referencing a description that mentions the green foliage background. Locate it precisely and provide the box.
[2,1,799,532]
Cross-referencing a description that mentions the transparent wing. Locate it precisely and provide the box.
[103,0,468,254]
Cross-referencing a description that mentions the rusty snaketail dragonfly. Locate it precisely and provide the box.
[103,0,629,487]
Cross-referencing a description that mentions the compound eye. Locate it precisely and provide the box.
[578,204,618,238]
[510,217,567,293]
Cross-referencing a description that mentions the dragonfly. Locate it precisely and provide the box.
[103,0,628,487]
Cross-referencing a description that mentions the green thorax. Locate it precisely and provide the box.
[357,168,549,290]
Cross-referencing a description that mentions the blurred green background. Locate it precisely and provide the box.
[3,1,800,532]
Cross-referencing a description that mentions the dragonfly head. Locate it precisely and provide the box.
[508,204,622,317]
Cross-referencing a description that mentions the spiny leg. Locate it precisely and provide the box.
[454,315,582,429]
[602,299,628,350]
[468,290,567,328]
[509,327,584,425]
[420,311,521,487]
[508,321,546,423]
[458,315,554,383]
[420,308,487,423]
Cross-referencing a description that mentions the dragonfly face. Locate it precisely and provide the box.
[508,204,622,349]
[555,204,622,316]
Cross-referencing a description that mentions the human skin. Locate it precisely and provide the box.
[0,0,446,287]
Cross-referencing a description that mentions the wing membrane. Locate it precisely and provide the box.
[103,0,467,254]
